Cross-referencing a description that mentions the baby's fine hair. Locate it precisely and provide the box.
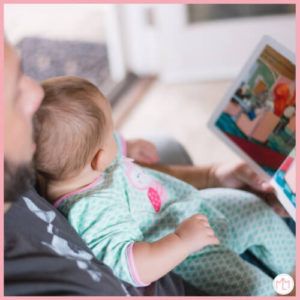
[34,76,106,181]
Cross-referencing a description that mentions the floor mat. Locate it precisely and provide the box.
[17,37,116,97]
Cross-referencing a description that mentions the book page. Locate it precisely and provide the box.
[208,36,296,219]
[271,148,296,219]
[211,37,295,178]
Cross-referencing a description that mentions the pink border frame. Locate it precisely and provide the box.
[0,0,4,298]
[1,0,298,299]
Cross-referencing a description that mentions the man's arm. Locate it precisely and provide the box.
[139,161,275,191]
[139,161,289,217]
[138,163,216,190]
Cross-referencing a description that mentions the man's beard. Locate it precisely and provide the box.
[4,159,36,204]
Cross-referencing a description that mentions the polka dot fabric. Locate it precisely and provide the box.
[57,133,295,295]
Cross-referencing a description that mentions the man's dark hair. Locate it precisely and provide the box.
[4,160,36,203]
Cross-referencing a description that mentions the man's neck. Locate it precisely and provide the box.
[46,167,102,204]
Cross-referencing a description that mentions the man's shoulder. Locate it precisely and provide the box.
[5,188,82,242]
[4,188,131,296]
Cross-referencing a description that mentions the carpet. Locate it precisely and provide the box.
[16,37,115,97]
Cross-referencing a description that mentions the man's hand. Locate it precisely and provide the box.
[210,162,289,217]
[175,214,220,254]
[127,139,159,164]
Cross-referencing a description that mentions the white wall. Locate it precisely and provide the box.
[4,4,107,44]
[119,4,296,83]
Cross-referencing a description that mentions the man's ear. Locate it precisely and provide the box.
[91,149,104,171]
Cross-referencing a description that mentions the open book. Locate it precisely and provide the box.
[208,36,296,220]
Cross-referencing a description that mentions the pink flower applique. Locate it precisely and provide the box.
[124,158,168,212]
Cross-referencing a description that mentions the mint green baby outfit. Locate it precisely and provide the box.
[56,132,295,296]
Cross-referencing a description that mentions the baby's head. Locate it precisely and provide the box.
[34,76,117,182]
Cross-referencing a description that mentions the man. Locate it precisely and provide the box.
[4,40,291,296]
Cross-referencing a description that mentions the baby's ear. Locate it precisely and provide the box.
[91,149,105,172]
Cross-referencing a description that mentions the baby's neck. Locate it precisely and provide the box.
[46,168,102,204]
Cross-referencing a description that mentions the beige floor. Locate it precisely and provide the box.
[118,79,242,166]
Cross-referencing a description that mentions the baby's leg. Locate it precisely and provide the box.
[174,245,276,296]
[200,188,295,276]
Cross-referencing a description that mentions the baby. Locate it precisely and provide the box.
[34,76,295,296]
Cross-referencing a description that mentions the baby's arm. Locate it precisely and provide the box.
[133,213,219,284]
[113,131,159,164]
[127,139,159,164]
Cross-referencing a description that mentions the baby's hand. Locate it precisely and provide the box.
[175,214,220,254]
[126,139,159,164]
